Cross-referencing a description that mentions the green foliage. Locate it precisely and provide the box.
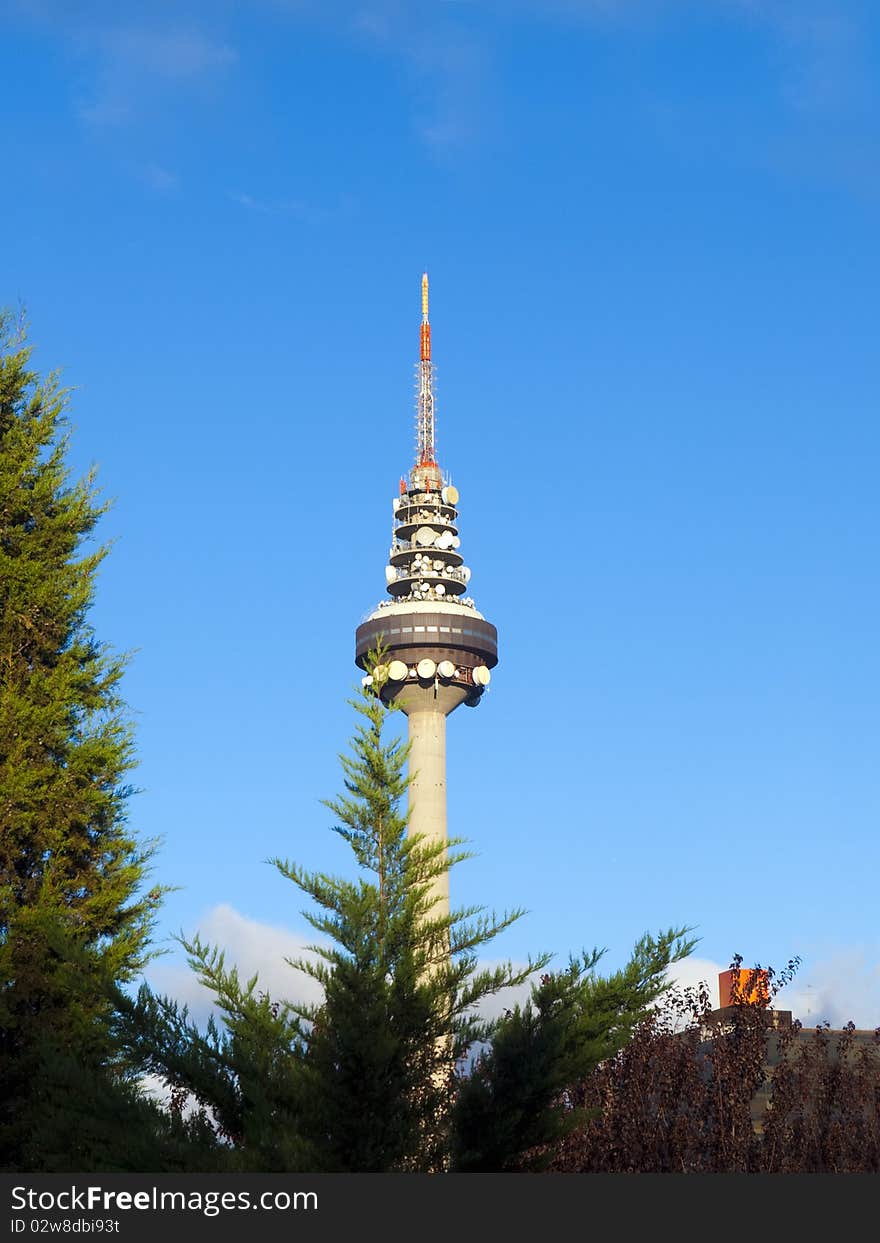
[0,311,164,1169]
[121,659,544,1171]
[453,928,697,1171]
[0,310,701,1173]
[272,671,542,1170]
[14,1013,216,1173]
[116,939,315,1172]
[119,655,697,1173]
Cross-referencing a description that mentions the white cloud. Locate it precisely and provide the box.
[7,0,867,172]
[144,903,325,1026]
[666,955,724,1010]
[304,0,873,170]
[143,905,880,1043]
[98,27,236,80]
[228,189,357,224]
[666,950,880,1030]
[471,962,538,1022]
[145,904,539,1029]
[348,6,495,154]
[228,191,266,212]
[2,6,238,127]
[77,26,237,127]
[133,160,178,192]
[781,950,880,1030]
[139,1071,173,1108]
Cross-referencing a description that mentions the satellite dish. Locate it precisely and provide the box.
[442,485,459,506]
[416,526,435,546]
[451,536,461,549]
[435,583,446,596]
[388,660,408,682]
[392,497,401,513]
[433,560,443,570]
[436,531,452,550]
[384,566,396,584]
[461,566,471,582]
[437,659,455,679]
[473,665,491,686]
[361,675,373,687]
[417,658,437,680]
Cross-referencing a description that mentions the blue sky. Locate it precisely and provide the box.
[3,0,879,1024]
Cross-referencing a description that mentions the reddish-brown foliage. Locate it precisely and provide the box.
[543,958,880,1173]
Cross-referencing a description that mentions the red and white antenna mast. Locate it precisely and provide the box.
[412,272,441,489]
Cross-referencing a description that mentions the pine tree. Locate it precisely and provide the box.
[120,660,544,1171]
[0,311,163,1169]
[116,943,315,1171]
[272,664,541,1171]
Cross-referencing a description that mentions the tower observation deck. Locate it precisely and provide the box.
[355,274,498,918]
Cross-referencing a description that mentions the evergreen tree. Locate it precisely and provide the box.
[0,311,164,1169]
[122,662,697,1172]
[273,665,541,1171]
[117,943,315,1171]
[453,929,697,1171]
[120,661,544,1171]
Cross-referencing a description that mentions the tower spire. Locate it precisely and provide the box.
[421,271,430,350]
[415,271,437,479]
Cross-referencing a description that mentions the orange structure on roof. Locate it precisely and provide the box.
[718,968,770,1008]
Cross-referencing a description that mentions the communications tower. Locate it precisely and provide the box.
[355,274,498,919]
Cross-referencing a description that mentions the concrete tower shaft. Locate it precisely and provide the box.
[354,274,498,922]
